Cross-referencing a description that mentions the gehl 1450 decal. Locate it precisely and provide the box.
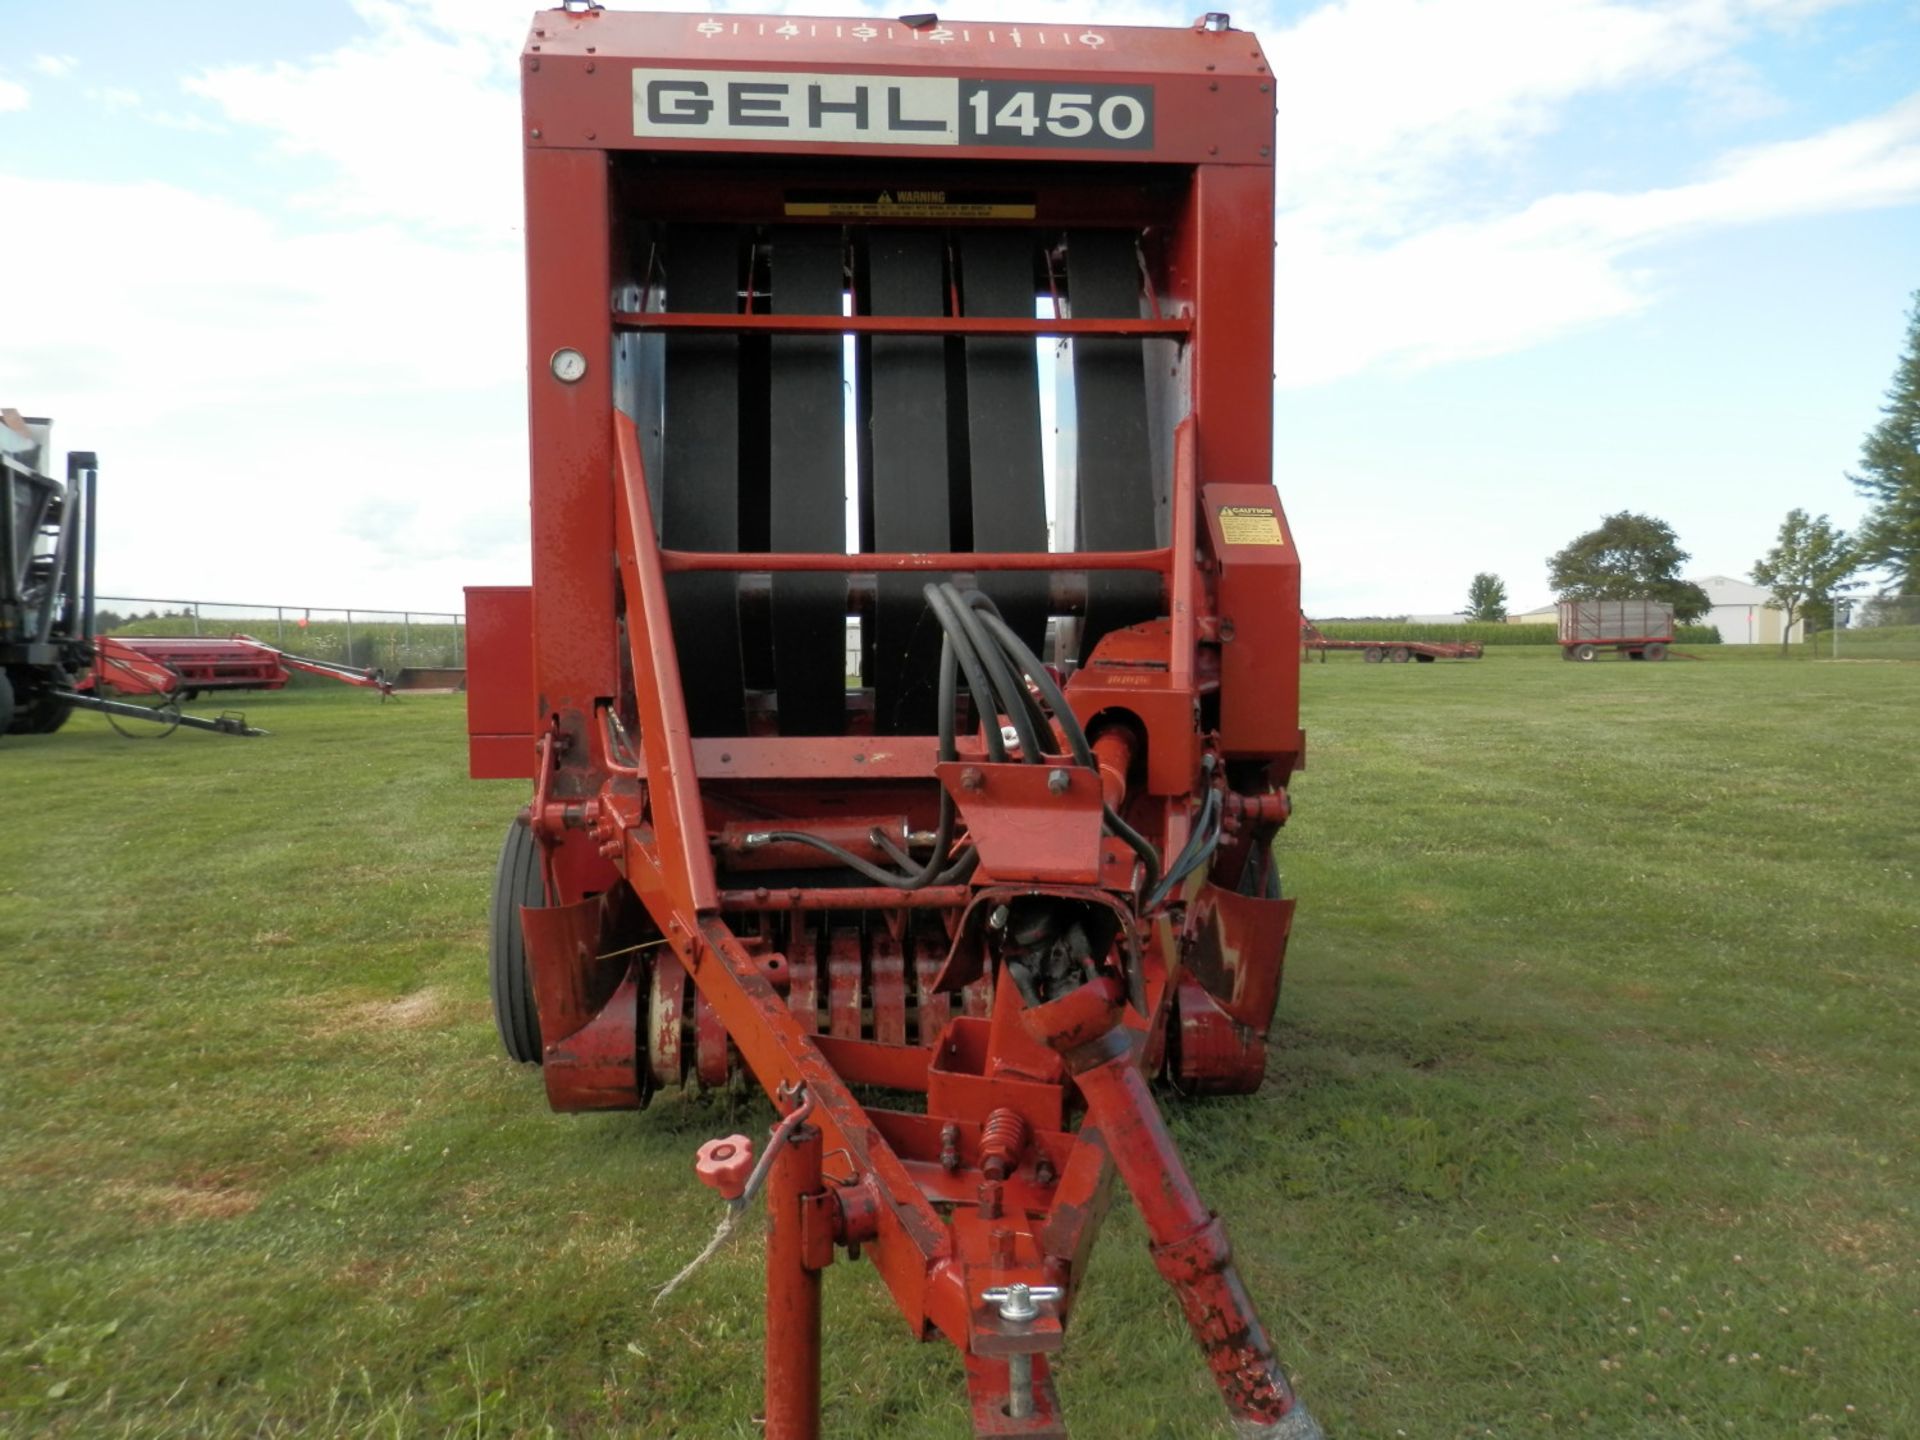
[632,70,1155,150]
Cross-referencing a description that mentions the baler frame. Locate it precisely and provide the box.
[471,10,1321,1437]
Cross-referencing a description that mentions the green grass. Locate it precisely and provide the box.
[2,657,1915,1438]
[1313,621,1723,647]
[1802,623,1920,662]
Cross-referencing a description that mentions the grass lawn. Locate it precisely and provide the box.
[1,655,1915,1439]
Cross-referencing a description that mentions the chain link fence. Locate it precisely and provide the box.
[1821,594,1920,661]
[95,597,465,671]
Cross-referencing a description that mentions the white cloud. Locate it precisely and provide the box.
[33,53,78,79]
[86,85,142,112]
[0,79,29,112]
[1260,0,1919,384]
[1277,92,1920,382]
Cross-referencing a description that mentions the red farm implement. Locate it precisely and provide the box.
[466,9,1321,1436]
[1557,599,1674,661]
[97,633,393,698]
[1301,618,1484,664]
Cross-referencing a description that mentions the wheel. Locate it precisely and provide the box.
[1390,646,1411,663]
[0,670,14,735]
[1238,844,1282,900]
[1626,649,1644,661]
[1644,642,1668,661]
[8,673,75,734]
[1414,652,1435,663]
[1573,644,1597,662]
[1560,646,1576,661]
[489,815,546,1064]
[1363,647,1384,663]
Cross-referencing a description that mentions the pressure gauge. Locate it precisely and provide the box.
[550,347,588,383]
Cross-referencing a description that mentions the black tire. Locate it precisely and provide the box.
[1238,844,1282,900]
[0,671,14,736]
[30,699,74,733]
[1645,642,1668,661]
[1573,644,1597,662]
[1390,646,1411,663]
[11,678,75,734]
[1414,652,1435,663]
[1363,647,1384,663]
[489,815,546,1064]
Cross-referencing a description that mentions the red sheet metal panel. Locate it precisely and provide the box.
[1202,482,1301,763]
[521,11,1274,167]
[464,585,535,779]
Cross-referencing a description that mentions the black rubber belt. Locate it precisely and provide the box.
[959,229,1050,658]
[866,228,951,736]
[768,227,847,736]
[661,225,746,736]
[1065,230,1160,657]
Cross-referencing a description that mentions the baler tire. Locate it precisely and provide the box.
[1238,845,1282,900]
[1363,647,1384,663]
[489,815,546,1065]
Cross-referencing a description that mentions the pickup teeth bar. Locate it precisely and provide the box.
[646,919,993,1091]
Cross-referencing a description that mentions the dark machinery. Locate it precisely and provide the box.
[2,411,260,741]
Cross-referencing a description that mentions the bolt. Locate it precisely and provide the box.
[983,1282,1061,1323]
[530,127,542,139]
[1008,1353,1035,1419]
[585,60,596,73]
[1034,1156,1057,1187]
[981,1282,1062,1420]
[528,57,540,70]
[1047,767,1071,796]
[585,129,596,140]
[961,766,984,792]
[939,1122,960,1173]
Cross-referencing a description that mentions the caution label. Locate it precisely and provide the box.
[1217,505,1286,546]
[785,188,1036,219]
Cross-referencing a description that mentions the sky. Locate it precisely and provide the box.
[2,0,1916,619]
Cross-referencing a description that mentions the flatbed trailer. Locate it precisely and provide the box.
[1301,619,1483,663]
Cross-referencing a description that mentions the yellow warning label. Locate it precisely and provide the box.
[1218,505,1286,546]
[784,189,1036,220]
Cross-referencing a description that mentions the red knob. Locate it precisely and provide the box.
[694,1134,754,1200]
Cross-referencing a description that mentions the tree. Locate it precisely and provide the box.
[1546,511,1712,621]
[1465,572,1508,621]
[1851,291,1920,593]
[1749,509,1859,657]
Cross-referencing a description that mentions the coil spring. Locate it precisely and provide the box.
[980,1107,1030,1180]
